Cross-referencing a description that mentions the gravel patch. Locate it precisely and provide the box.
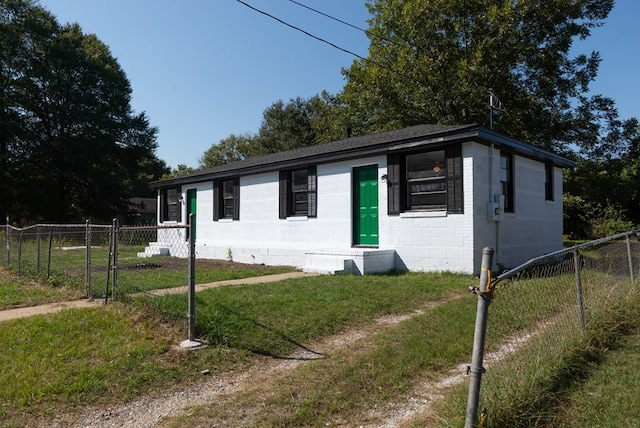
[46,302,456,428]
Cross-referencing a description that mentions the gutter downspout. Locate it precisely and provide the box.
[488,144,494,207]
[489,143,500,266]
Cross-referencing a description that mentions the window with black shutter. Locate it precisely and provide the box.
[160,187,181,221]
[291,169,309,215]
[279,166,317,218]
[500,152,514,212]
[213,178,239,221]
[406,150,446,210]
[387,144,463,215]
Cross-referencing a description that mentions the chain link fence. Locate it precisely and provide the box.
[466,231,640,427]
[1,221,190,300]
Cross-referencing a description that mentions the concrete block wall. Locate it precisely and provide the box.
[379,143,476,274]
[471,144,565,271]
[154,140,566,275]
[497,156,564,268]
[181,157,388,270]
[159,149,480,273]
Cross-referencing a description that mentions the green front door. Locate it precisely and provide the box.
[186,189,197,241]
[354,166,379,246]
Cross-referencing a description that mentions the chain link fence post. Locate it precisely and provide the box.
[5,223,10,266]
[104,222,114,304]
[17,230,22,276]
[465,247,495,428]
[188,214,196,341]
[112,218,119,301]
[36,226,41,273]
[181,214,204,349]
[573,248,586,331]
[626,234,635,288]
[46,231,52,278]
[85,220,91,298]
[468,231,640,425]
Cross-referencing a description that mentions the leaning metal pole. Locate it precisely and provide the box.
[187,215,196,341]
[181,214,203,349]
[465,247,495,428]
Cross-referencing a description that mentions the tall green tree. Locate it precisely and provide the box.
[335,0,638,238]
[564,123,640,238]
[200,93,345,169]
[199,133,257,169]
[254,92,343,153]
[340,0,631,158]
[162,164,198,179]
[1,0,167,223]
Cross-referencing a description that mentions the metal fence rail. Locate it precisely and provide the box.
[1,221,189,300]
[466,231,639,427]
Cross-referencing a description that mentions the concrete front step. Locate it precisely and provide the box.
[303,249,396,275]
[137,242,189,258]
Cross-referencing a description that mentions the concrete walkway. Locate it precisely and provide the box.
[140,271,315,296]
[0,299,104,322]
[0,271,316,322]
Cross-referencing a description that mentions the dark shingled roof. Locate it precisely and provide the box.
[152,124,574,188]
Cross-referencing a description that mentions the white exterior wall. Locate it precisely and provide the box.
[496,155,564,268]
[380,142,476,273]
[156,140,565,274]
[187,156,387,268]
[164,149,480,273]
[470,142,495,273]
[471,144,564,271]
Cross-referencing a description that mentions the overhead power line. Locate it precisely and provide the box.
[233,0,421,85]
[286,0,412,50]
[286,0,368,33]
[234,0,367,62]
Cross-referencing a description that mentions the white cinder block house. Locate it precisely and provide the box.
[147,124,575,275]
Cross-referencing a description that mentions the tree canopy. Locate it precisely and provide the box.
[1,0,168,223]
[199,93,343,169]
[344,0,640,238]
[200,0,639,238]
[204,0,637,164]
[339,0,636,158]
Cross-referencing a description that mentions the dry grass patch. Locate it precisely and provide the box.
[0,267,85,309]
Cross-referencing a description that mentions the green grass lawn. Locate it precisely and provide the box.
[0,270,474,427]
[0,252,297,305]
[1,258,639,427]
[136,272,471,354]
[555,328,640,427]
[0,269,85,309]
[114,257,296,295]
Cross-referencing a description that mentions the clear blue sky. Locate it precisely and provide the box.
[38,0,639,170]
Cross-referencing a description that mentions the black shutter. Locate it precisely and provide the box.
[232,177,240,220]
[176,187,182,222]
[387,154,403,215]
[279,170,288,219]
[212,181,220,221]
[159,189,166,222]
[446,144,463,214]
[307,166,317,218]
